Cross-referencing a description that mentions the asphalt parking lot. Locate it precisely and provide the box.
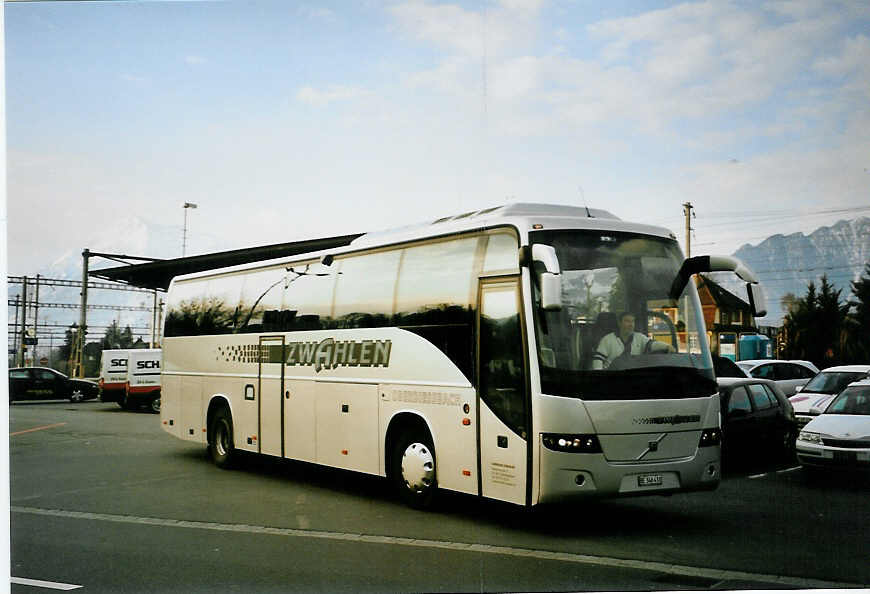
[9,400,870,592]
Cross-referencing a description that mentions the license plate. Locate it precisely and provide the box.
[637,474,663,487]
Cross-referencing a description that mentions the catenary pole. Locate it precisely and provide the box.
[75,249,90,378]
[17,277,27,367]
[33,275,40,364]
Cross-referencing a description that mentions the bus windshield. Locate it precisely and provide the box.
[531,230,715,400]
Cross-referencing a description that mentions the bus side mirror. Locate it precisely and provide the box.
[669,255,766,317]
[747,283,767,318]
[532,244,562,311]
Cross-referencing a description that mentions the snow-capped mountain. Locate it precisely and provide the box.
[731,217,870,325]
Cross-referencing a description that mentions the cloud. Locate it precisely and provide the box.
[185,55,207,65]
[390,1,868,141]
[120,73,148,84]
[298,5,335,20]
[813,34,870,77]
[295,85,369,106]
[389,0,543,58]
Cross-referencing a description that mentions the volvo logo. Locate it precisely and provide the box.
[637,434,667,460]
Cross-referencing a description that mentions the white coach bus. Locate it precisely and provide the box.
[161,203,766,507]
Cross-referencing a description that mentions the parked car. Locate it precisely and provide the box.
[796,379,870,472]
[790,365,870,429]
[8,367,99,402]
[735,359,819,397]
[713,355,750,379]
[717,377,797,466]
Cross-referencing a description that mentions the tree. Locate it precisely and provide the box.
[101,320,136,350]
[815,276,849,366]
[844,263,870,362]
[781,282,815,362]
[781,276,848,368]
[57,327,75,365]
[780,292,798,314]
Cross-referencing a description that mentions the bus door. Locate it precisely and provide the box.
[258,336,285,457]
[477,277,529,505]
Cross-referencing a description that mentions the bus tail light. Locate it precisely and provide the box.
[698,428,721,447]
[541,434,602,453]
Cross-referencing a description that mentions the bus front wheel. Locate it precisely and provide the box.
[209,408,236,469]
[391,430,437,509]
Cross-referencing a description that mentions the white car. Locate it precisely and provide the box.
[789,365,870,429]
[796,379,870,472]
[735,359,819,397]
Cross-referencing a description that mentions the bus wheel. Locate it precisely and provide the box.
[391,431,437,509]
[209,408,236,469]
[149,396,161,414]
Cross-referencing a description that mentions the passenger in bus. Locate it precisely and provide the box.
[591,312,673,369]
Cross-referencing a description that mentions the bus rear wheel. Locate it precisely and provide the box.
[209,408,236,469]
[391,430,437,509]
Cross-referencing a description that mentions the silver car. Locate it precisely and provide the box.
[796,379,870,472]
[735,359,819,398]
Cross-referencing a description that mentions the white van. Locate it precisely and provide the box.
[99,349,130,404]
[125,349,162,413]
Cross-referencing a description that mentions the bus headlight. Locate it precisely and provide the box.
[698,428,721,447]
[541,434,602,453]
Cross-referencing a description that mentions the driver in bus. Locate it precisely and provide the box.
[591,311,673,369]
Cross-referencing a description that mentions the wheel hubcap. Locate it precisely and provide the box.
[152,398,161,413]
[401,442,435,494]
[216,422,229,457]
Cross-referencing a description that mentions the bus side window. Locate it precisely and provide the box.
[280,263,337,331]
[333,251,401,328]
[395,237,478,381]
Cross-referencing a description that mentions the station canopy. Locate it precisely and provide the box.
[90,234,362,291]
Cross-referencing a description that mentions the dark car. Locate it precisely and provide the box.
[8,367,99,402]
[717,377,797,466]
[713,355,750,378]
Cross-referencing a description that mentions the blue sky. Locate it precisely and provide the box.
[5,0,870,275]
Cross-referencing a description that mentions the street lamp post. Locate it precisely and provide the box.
[182,202,198,257]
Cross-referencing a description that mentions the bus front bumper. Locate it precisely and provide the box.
[537,446,720,504]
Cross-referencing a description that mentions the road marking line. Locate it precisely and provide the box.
[748,472,768,479]
[11,577,82,590]
[11,505,863,590]
[10,423,67,437]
